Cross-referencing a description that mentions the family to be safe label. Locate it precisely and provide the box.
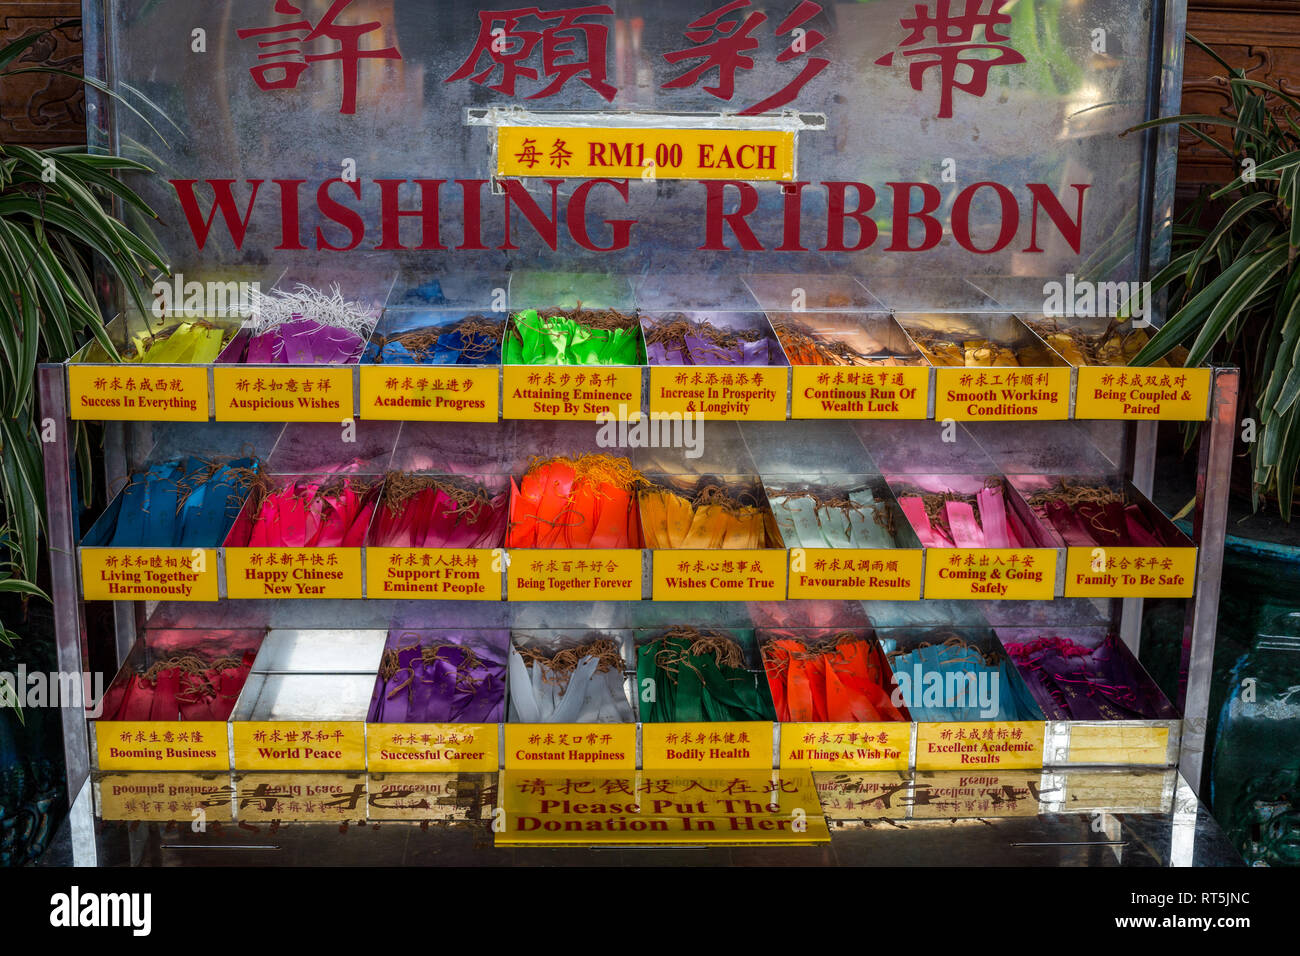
[359,365,499,422]
[501,365,641,420]
[1063,546,1196,598]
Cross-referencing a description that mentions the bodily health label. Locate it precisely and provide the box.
[780,722,911,771]
[924,548,1057,600]
[367,724,498,772]
[502,365,641,420]
[914,722,1045,770]
[641,722,773,770]
[507,549,642,601]
[95,721,230,771]
[652,549,787,601]
[1075,367,1212,420]
[231,721,366,771]
[503,723,636,770]
[359,364,499,422]
[213,365,353,421]
[68,364,209,421]
[933,367,1070,421]
[791,366,929,419]
[788,548,922,601]
[649,366,787,420]
[81,548,218,602]
[1063,546,1196,598]
[225,547,363,599]
[366,548,502,600]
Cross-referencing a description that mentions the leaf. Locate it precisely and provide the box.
[1187,191,1274,284]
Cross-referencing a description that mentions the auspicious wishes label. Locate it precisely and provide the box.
[214,366,353,421]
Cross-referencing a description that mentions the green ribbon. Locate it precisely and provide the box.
[504,309,642,366]
[637,634,770,722]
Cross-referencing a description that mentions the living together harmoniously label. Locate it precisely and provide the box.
[81,548,219,602]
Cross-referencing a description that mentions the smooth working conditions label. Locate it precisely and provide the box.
[933,367,1070,421]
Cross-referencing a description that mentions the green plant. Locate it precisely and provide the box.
[1126,36,1300,519]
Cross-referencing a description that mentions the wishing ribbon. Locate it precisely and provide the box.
[770,488,897,549]
[368,630,507,723]
[503,308,643,366]
[636,628,771,722]
[239,476,378,547]
[91,457,259,548]
[507,637,633,722]
[637,477,772,549]
[99,650,257,723]
[762,631,908,722]
[507,455,644,549]
[371,473,508,548]
[644,313,772,366]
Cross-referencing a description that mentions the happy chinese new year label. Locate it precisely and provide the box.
[213,365,354,421]
[641,722,773,770]
[914,722,1045,770]
[933,367,1070,421]
[503,723,636,769]
[1062,724,1172,767]
[1063,547,1196,598]
[497,126,796,181]
[652,549,787,601]
[224,548,363,599]
[95,721,230,771]
[231,722,366,771]
[68,364,209,421]
[787,548,922,600]
[96,772,233,822]
[649,366,787,420]
[780,722,911,771]
[501,365,642,420]
[366,548,502,600]
[81,548,219,602]
[233,773,369,821]
[1075,367,1212,420]
[359,364,499,421]
[367,724,499,772]
[506,549,642,601]
[923,548,1057,600]
[790,366,929,419]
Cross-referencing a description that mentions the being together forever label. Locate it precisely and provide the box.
[507,549,642,600]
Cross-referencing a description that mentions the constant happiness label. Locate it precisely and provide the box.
[366,548,502,600]
[213,366,354,421]
[231,721,366,771]
[1075,367,1212,420]
[95,721,230,771]
[914,721,1045,770]
[1062,723,1171,767]
[367,724,499,772]
[923,548,1057,600]
[69,364,209,421]
[790,366,929,419]
[787,548,922,600]
[1063,546,1196,598]
[780,722,911,771]
[359,364,499,421]
[503,723,636,769]
[641,722,773,770]
[501,365,642,420]
[649,366,787,420]
[81,548,218,602]
[224,547,363,599]
[506,549,642,601]
[933,367,1070,421]
[652,549,787,601]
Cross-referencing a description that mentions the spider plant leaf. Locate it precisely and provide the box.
[1186,246,1290,367]
[1187,191,1274,283]
[1129,252,1266,365]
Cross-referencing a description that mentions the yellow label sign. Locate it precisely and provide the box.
[1065,724,1172,767]
[233,773,369,821]
[359,363,498,421]
[1063,546,1196,598]
[224,547,363,599]
[366,774,482,821]
[231,721,366,771]
[914,721,1045,770]
[649,365,787,420]
[1075,366,1212,420]
[933,366,1070,421]
[790,366,929,419]
[69,364,209,421]
[367,724,499,772]
[81,548,218,602]
[814,772,913,820]
[366,548,501,600]
[213,365,353,421]
[507,548,642,601]
[923,548,1056,600]
[1056,769,1175,811]
[95,721,230,771]
[641,722,773,770]
[909,770,1045,818]
[497,126,796,181]
[501,365,641,420]
[787,548,922,600]
[780,722,910,771]
[652,548,787,601]
[503,723,636,769]
[96,772,233,822]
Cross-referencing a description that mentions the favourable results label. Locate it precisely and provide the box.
[367,724,498,772]
[69,364,209,421]
[360,365,498,421]
[95,721,230,771]
[231,721,366,771]
[791,366,929,419]
[367,548,501,600]
[507,549,642,601]
[649,366,787,420]
[788,548,922,600]
[503,723,636,769]
[652,549,787,600]
[914,721,1045,770]
[225,547,362,599]
[502,365,641,420]
[1063,546,1196,598]
[1075,367,1212,420]
[780,722,910,771]
[213,366,353,421]
[641,722,773,770]
[934,367,1070,421]
[924,548,1057,600]
[81,548,218,602]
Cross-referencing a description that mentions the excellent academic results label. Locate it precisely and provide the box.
[924,548,1057,600]
[497,126,796,181]
[231,722,366,771]
[1063,723,1171,766]
[96,772,234,822]
[68,364,209,421]
[909,771,1045,818]
[366,548,501,600]
[1075,367,1212,420]
[95,721,230,771]
[914,722,1045,770]
[1063,547,1196,598]
[650,366,787,420]
[367,724,498,772]
[503,723,636,770]
[780,722,910,771]
[788,548,922,600]
[507,548,642,601]
[81,548,218,602]
[933,367,1070,421]
[652,549,787,601]
[502,365,641,420]
[213,365,353,421]
[791,366,929,419]
[225,548,363,599]
[359,364,498,421]
[641,722,773,770]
